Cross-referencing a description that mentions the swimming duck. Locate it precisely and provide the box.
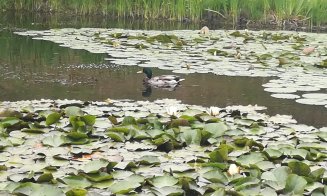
[137,67,185,89]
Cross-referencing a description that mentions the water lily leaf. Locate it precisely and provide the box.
[181,109,203,116]
[65,106,83,117]
[236,152,265,167]
[151,186,184,196]
[305,182,325,194]
[251,161,276,171]
[150,175,179,188]
[107,131,125,142]
[180,127,201,145]
[284,174,307,195]
[122,116,136,125]
[261,166,291,190]
[1,117,20,128]
[179,115,197,123]
[114,161,137,170]
[80,115,96,126]
[108,127,131,134]
[60,175,92,189]
[234,177,260,191]
[285,149,308,160]
[209,144,229,162]
[92,180,114,189]
[13,182,64,196]
[0,109,22,118]
[264,149,283,159]
[36,172,53,183]
[109,179,141,194]
[288,161,311,176]
[317,131,327,142]
[202,169,228,184]
[297,142,326,150]
[0,139,12,149]
[108,116,118,125]
[66,132,88,140]
[139,155,160,165]
[8,172,34,183]
[43,134,68,147]
[82,159,109,173]
[170,119,190,128]
[46,112,61,126]
[260,187,277,196]
[310,168,325,181]
[198,115,219,123]
[21,128,45,134]
[146,129,165,139]
[81,172,113,182]
[250,127,266,135]
[66,188,87,196]
[203,122,229,138]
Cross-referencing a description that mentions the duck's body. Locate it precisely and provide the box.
[138,68,184,89]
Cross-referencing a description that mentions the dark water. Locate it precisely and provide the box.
[0,13,326,128]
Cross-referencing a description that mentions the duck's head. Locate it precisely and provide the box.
[137,67,152,79]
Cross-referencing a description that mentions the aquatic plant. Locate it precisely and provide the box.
[0,0,326,27]
[14,28,327,109]
[0,98,326,195]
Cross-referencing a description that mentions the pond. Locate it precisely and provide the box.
[0,13,326,128]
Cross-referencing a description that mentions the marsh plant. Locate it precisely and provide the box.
[0,0,326,27]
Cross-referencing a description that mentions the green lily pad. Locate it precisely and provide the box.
[139,155,160,165]
[80,115,96,126]
[209,144,229,162]
[261,166,291,190]
[36,172,54,183]
[288,161,311,176]
[202,169,228,184]
[81,172,113,182]
[66,188,87,196]
[284,174,307,195]
[152,186,184,196]
[180,127,201,145]
[109,179,141,194]
[150,175,179,188]
[65,106,84,117]
[122,116,137,125]
[203,122,229,138]
[82,159,109,173]
[42,134,69,147]
[107,131,126,142]
[13,182,64,196]
[46,112,61,126]
[60,175,92,189]
[236,152,265,167]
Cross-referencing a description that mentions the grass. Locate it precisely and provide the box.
[0,0,326,27]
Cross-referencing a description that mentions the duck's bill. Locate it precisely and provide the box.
[137,70,143,73]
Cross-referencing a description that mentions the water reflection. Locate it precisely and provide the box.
[142,85,152,97]
[0,19,326,128]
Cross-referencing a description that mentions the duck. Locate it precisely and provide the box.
[137,67,185,89]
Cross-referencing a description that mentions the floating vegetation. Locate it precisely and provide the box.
[0,99,326,195]
[14,28,327,108]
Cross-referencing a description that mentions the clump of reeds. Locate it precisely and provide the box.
[0,0,326,28]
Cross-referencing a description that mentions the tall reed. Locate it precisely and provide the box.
[0,0,326,27]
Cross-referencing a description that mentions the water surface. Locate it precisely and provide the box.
[0,14,326,127]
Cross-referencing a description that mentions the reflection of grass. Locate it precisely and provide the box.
[0,0,326,27]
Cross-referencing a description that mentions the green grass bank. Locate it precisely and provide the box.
[0,0,326,28]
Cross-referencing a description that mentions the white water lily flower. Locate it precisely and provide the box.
[228,164,240,176]
[208,106,220,116]
[166,106,178,116]
[105,98,113,104]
